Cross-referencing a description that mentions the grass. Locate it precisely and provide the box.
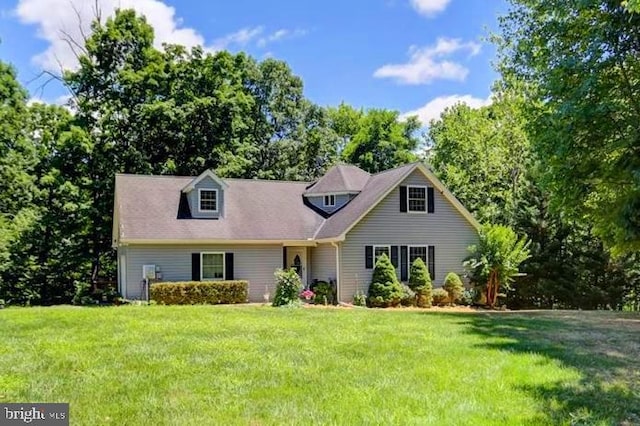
[1,306,639,425]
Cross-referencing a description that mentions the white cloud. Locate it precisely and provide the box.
[400,94,491,125]
[210,26,264,52]
[15,0,206,71]
[373,37,481,85]
[256,28,307,48]
[410,0,452,17]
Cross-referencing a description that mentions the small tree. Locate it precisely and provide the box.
[272,268,303,307]
[408,258,432,307]
[367,253,402,307]
[443,272,464,305]
[465,224,530,308]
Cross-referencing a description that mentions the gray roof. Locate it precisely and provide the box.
[115,176,325,241]
[304,164,370,195]
[115,162,428,242]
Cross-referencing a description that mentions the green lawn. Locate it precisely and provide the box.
[1,306,639,425]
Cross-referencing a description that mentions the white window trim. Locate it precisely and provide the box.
[407,185,428,214]
[323,194,336,207]
[373,245,391,262]
[200,252,225,281]
[198,188,219,213]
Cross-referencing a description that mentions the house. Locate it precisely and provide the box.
[112,162,480,302]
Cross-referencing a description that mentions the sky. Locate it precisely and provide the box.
[0,0,508,125]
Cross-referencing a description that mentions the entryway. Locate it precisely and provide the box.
[286,247,308,287]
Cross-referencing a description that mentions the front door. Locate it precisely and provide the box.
[286,247,307,287]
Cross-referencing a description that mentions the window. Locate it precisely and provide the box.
[374,245,391,262]
[407,186,426,212]
[409,246,427,266]
[323,194,336,207]
[199,189,218,212]
[201,253,224,280]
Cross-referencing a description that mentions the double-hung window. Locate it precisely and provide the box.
[373,245,391,262]
[201,253,224,280]
[407,186,426,212]
[199,189,218,212]
[409,246,427,266]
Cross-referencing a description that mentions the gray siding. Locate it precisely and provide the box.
[339,169,478,302]
[187,175,225,219]
[305,193,352,214]
[309,243,337,283]
[123,244,281,302]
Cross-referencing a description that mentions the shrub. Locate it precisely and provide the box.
[272,268,303,307]
[459,288,476,306]
[432,288,449,307]
[400,284,416,307]
[353,291,367,307]
[367,253,403,307]
[150,281,248,305]
[311,281,334,305]
[443,272,464,305]
[72,281,95,306]
[408,258,432,308]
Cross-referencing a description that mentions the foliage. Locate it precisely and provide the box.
[496,1,640,253]
[332,104,420,173]
[150,281,248,305]
[432,288,449,307]
[352,291,367,307]
[408,257,432,307]
[465,224,530,308]
[443,272,464,305]
[311,281,333,305]
[400,284,416,307]
[367,253,403,307]
[272,268,303,307]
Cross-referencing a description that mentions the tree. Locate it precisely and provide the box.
[408,258,432,307]
[496,1,640,253]
[339,107,420,173]
[367,254,403,307]
[443,272,464,305]
[465,225,530,308]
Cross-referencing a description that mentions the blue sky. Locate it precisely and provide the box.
[0,0,507,124]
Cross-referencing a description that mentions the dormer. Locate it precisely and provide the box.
[304,164,370,216]
[182,170,228,219]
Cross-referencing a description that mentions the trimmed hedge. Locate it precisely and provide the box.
[150,281,248,305]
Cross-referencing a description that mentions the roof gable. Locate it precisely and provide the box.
[181,169,228,193]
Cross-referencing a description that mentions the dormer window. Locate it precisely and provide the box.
[199,189,218,212]
[323,194,336,207]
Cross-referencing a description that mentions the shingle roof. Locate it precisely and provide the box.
[114,162,468,243]
[115,175,325,241]
[304,164,370,195]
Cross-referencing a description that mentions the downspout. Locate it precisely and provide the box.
[331,242,340,303]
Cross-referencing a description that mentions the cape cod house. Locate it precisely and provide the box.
[112,162,480,302]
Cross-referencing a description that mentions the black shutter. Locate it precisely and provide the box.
[365,245,373,269]
[400,246,408,281]
[391,246,398,268]
[282,247,287,269]
[192,253,201,281]
[428,245,435,282]
[427,187,435,213]
[400,186,407,212]
[225,253,234,280]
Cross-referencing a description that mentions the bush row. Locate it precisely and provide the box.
[150,281,248,305]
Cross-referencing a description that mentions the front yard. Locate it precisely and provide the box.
[0,306,638,425]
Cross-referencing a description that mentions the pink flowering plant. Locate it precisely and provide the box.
[300,288,315,300]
